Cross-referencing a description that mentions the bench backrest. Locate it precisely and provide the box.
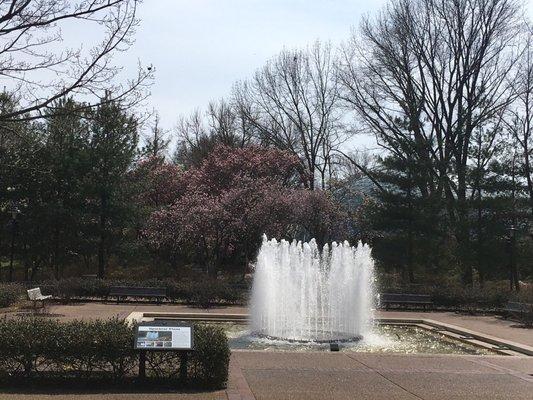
[27,288,43,300]
[109,286,166,297]
[506,301,533,312]
[380,293,432,303]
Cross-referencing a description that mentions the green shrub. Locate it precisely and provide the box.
[56,319,136,380]
[190,323,230,388]
[40,278,111,301]
[0,284,23,308]
[0,317,135,379]
[0,317,230,389]
[513,285,533,303]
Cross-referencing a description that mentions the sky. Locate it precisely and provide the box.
[120,0,387,134]
[117,0,533,148]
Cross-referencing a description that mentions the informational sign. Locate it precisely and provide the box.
[134,321,194,350]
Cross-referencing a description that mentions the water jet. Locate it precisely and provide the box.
[250,235,375,342]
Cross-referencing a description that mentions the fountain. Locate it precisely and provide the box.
[250,235,375,342]
[131,234,503,355]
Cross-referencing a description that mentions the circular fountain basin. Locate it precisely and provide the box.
[224,324,498,355]
[255,331,362,343]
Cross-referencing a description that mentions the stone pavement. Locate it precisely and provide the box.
[1,303,532,399]
[12,302,248,322]
[230,352,533,400]
[0,392,227,400]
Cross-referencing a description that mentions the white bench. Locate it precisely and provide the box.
[27,288,52,309]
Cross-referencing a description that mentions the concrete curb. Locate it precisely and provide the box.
[125,312,533,356]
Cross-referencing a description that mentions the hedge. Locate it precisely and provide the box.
[0,317,230,389]
[0,284,23,308]
[28,276,529,311]
[377,282,513,309]
[37,278,246,307]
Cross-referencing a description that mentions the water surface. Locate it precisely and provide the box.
[220,323,495,355]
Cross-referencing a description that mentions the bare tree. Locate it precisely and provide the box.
[173,110,208,167]
[338,0,526,284]
[142,113,170,159]
[233,41,344,190]
[0,0,152,123]
[206,99,254,147]
[506,28,533,216]
[173,99,254,167]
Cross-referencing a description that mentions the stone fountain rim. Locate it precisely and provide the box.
[124,312,533,356]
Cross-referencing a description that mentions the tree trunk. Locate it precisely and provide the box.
[30,262,39,282]
[0,222,2,281]
[476,186,484,288]
[22,243,29,282]
[53,229,60,280]
[524,145,533,217]
[8,220,16,282]
[207,260,218,279]
[509,154,520,291]
[508,233,519,291]
[242,253,249,282]
[407,170,415,284]
[457,220,473,287]
[456,174,473,286]
[97,194,108,279]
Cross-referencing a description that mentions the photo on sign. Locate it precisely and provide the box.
[136,330,172,348]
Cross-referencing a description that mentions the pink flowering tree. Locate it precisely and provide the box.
[293,189,348,246]
[143,146,345,276]
[130,156,183,209]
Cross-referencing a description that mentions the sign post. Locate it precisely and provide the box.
[139,350,146,380]
[179,351,188,382]
[134,320,194,382]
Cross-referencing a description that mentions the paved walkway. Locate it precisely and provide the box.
[10,302,248,321]
[0,392,227,400]
[230,352,533,400]
[1,303,532,399]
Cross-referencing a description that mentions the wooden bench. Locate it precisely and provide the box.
[108,286,167,304]
[504,301,533,325]
[380,293,433,310]
[27,287,52,309]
